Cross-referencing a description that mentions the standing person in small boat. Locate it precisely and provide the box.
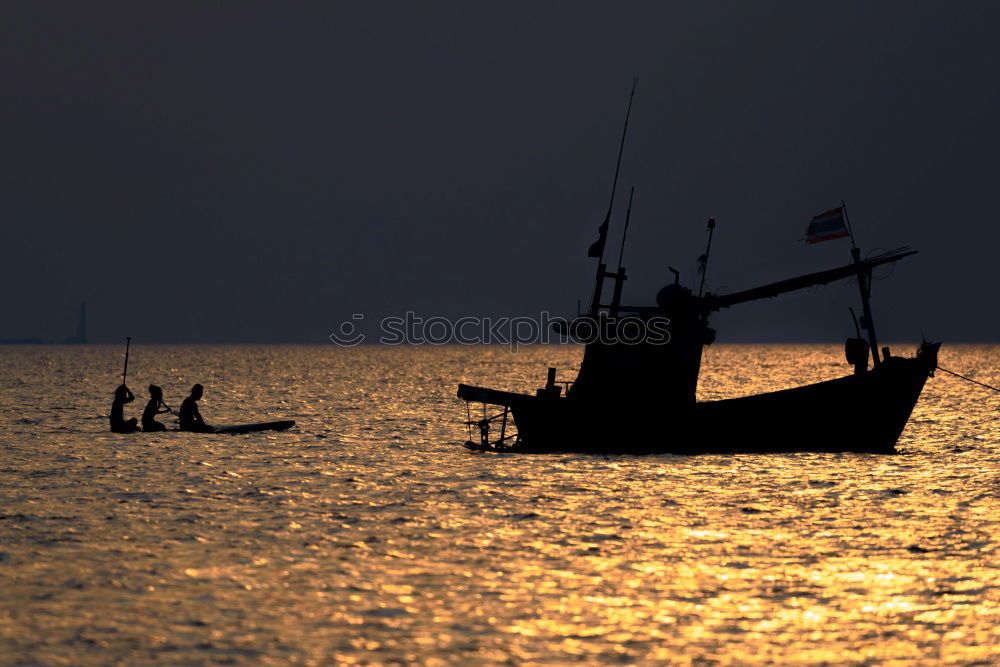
[179,383,213,433]
[141,384,171,432]
[110,384,138,433]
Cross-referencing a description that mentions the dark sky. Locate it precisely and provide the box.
[2,1,998,343]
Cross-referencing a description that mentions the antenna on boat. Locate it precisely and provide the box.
[697,217,715,298]
[842,200,881,368]
[615,186,635,272]
[609,187,635,316]
[588,78,637,316]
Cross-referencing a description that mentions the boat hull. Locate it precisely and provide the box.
[463,345,938,455]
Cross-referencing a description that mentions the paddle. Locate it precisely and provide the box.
[122,337,131,387]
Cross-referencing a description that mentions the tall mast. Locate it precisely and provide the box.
[589,78,637,316]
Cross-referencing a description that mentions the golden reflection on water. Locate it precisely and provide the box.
[0,344,997,664]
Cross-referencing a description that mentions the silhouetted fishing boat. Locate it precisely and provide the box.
[456,83,938,455]
[458,275,939,454]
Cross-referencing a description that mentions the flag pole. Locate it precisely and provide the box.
[841,201,880,368]
[841,199,858,250]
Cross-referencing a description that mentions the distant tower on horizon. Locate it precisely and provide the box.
[65,302,87,344]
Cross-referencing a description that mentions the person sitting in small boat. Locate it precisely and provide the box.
[110,384,138,433]
[179,383,213,433]
[142,384,171,432]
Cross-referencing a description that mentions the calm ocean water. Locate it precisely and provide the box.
[1,343,998,665]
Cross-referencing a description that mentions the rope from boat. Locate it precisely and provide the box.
[937,365,1000,393]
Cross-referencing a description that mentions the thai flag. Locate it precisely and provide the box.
[805,207,850,244]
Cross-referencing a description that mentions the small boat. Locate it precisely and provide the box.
[151,421,296,434]
[211,421,296,434]
[455,85,938,455]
